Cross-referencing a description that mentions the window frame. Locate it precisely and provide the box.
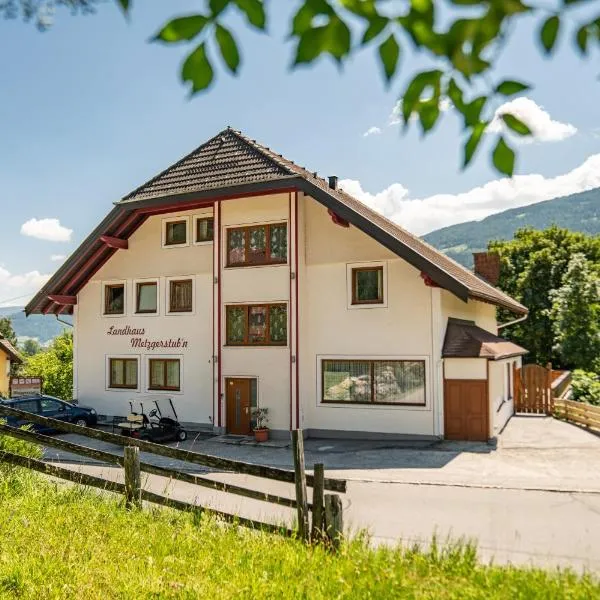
[108,357,139,390]
[225,222,288,268]
[103,282,126,316]
[167,278,194,314]
[351,266,384,305]
[320,358,427,407]
[162,216,190,248]
[148,358,181,392]
[346,262,388,309]
[194,216,214,244]
[225,303,288,347]
[135,280,159,315]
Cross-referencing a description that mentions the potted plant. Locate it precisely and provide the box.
[252,407,269,442]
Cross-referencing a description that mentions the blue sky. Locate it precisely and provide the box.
[1,0,599,306]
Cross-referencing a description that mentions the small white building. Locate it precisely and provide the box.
[26,128,527,441]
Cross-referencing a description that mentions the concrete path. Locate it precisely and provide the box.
[39,416,600,572]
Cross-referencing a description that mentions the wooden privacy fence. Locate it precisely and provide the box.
[514,363,554,414]
[0,404,346,546]
[554,399,600,435]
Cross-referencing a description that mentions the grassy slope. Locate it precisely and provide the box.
[422,188,600,268]
[0,473,597,599]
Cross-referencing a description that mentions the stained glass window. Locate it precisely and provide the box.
[269,304,287,344]
[248,306,267,343]
[226,306,246,344]
[227,223,287,266]
[226,304,287,345]
[270,224,287,262]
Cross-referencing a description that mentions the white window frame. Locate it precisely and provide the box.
[162,216,190,249]
[101,280,127,318]
[133,278,160,317]
[165,276,196,316]
[105,354,141,393]
[316,354,431,411]
[193,213,215,246]
[144,354,184,395]
[346,261,388,310]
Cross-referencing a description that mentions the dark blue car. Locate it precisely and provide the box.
[0,395,98,432]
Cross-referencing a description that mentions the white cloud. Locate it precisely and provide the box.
[339,153,600,236]
[389,97,451,126]
[363,126,382,137]
[20,218,73,242]
[489,97,577,142]
[0,266,51,307]
[50,254,66,262]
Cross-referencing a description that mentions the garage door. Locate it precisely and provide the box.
[444,380,489,441]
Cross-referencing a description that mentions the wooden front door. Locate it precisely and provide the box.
[444,379,489,441]
[226,378,252,435]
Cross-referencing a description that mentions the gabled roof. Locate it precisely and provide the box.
[0,336,22,364]
[442,318,528,360]
[25,127,527,316]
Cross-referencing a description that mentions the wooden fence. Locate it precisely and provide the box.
[554,398,600,435]
[0,404,346,546]
[551,370,572,400]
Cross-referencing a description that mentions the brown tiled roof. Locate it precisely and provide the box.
[443,318,528,360]
[0,336,22,364]
[26,127,528,316]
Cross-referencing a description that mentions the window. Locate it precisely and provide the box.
[226,304,287,346]
[352,266,383,305]
[109,358,138,389]
[14,399,39,413]
[506,363,513,400]
[149,359,181,391]
[136,282,158,314]
[41,398,64,413]
[196,217,214,243]
[169,279,193,313]
[322,359,426,405]
[227,223,287,267]
[165,220,187,246]
[104,284,125,315]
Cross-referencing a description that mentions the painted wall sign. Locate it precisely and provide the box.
[106,325,189,350]
[10,376,43,398]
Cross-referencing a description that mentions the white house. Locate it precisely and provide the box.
[26,128,528,441]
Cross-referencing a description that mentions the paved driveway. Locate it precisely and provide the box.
[42,416,600,572]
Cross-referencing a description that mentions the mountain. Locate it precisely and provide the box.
[0,306,72,343]
[423,188,600,268]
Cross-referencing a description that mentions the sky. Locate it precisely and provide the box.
[1,0,599,307]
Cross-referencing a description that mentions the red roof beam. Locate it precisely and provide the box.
[47,295,77,306]
[100,235,128,249]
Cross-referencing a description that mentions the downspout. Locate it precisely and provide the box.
[497,313,528,330]
[55,314,73,328]
[294,191,300,430]
[288,192,293,432]
[217,200,223,428]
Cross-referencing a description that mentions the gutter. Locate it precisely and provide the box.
[497,313,528,330]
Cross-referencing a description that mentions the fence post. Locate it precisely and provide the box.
[311,463,325,543]
[324,494,343,551]
[546,362,553,414]
[291,430,309,541]
[124,446,141,510]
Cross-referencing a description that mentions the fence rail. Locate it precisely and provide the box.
[0,404,346,545]
[551,370,572,399]
[554,398,600,434]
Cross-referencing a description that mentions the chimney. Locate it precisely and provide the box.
[473,252,500,285]
[328,175,338,190]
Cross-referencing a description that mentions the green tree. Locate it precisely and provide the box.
[20,331,73,400]
[4,0,600,176]
[550,254,600,372]
[0,317,17,346]
[490,226,600,366]
[20,338,43,357]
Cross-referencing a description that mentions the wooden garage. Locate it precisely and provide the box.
[442,318,528,442]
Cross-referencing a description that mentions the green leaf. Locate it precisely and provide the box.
[492,136,515,176]
[378,34,400,82]
[460,96,486,127]
[181,43,214,94]
[291,0,334,36]
[495,80,531,96]
[115,0,130,14]
[447,78,464,111]
[153,16,209,43]
[576,24,588,54]
[209,0,231,17]
[401,70,442,123]
[501,113,532,136]
[418,100,440,133]
[540,15,560,54]
[215,24,240,74]
[294,15,351,65]
[361,16,388,44]
[234,0,266,30]
[463,121,488,167]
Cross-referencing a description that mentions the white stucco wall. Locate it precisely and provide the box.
[444,358,487,380]
[490,356,522,435]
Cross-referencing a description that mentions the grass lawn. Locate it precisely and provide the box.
[0,437,598,598]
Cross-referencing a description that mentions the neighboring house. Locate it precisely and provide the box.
[25,128,528,441]
[0,335,22,397]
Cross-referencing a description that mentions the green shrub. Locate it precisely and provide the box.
[571,370,600,406]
